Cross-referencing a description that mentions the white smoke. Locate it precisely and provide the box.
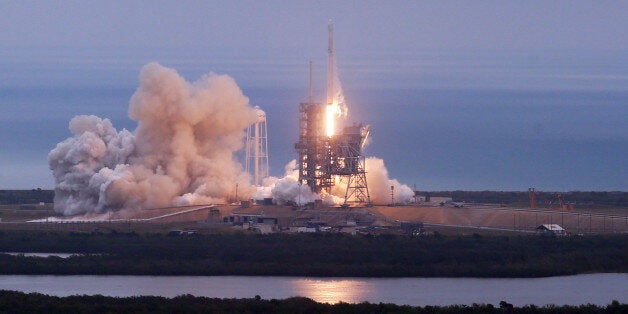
[327,157,413,205]
[49,63,412,216]
[255,158,413,206]
[364,157,413,204]
[333,72,348,118]
[49,63,257,215]
[251,160,324,206]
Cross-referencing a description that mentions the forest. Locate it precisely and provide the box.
[0,290,625,313]
[426,191,628,207]
[0,231,625,277]
[0,189,54,205]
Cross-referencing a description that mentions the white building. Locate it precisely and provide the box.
[536,224,566,236]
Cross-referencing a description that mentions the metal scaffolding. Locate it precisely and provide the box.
[294,22,371,206]
[295,101,334,194]
[331,124,371,205]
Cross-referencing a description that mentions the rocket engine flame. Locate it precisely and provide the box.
[326,102,341,137]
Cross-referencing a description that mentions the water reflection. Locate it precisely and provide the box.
[291,279,372,304]
[0,274,624,306]
[1,252,76,258]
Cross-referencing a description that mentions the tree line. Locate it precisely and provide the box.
[425,190,628,207]
[0,189,54,205]
[2,190,627,207]
[0,231,625,277]
[0,290,625,313]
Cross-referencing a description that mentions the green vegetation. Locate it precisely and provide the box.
[0,231,625,277]
[426,191,628,207]
[0,189,54,205]
[3,189,627,207]
[0,290,625,313]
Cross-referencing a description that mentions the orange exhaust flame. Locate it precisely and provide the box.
[326,102,341,137]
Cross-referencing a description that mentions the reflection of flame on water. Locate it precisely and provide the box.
[291,279,370,304]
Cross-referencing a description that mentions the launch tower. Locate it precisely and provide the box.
[295,63,333,194]
[295,22,371,205]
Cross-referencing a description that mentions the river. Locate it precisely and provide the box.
[0,274,625,306]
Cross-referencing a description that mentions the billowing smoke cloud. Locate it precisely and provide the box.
[364,157,413,203]
[50,63,413,216]
[256,161,315,205]
[255,158,413,206]
[327,157,413,205]
[49,63,257,215]
[252,160,341,206]
[332,69,348,118]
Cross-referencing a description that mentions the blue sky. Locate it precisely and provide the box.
[2,1,626,92]
[3,1,626,52]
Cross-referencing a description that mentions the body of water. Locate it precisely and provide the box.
[1,85,627,191]
[1,48,627,191]
[1,252,75,258]
[0,274,625,306]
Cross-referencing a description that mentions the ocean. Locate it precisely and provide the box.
[1,50,626,191]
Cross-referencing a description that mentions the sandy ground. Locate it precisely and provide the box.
[2,203,626,235]
[371,204,628,234]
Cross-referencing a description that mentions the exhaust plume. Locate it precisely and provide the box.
[49,63,413,216]
[363,157,414,204]
[255,158,413,206]
[49,63,257,215]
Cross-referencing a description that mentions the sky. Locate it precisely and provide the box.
[1,1,627,191]
[2,1,626,90]
[2,1,626,52]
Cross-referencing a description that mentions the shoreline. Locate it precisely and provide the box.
[0,289,625,312]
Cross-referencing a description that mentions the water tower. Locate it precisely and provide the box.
[246,106,269,186]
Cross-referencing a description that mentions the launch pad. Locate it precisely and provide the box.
[6,202,627,236]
